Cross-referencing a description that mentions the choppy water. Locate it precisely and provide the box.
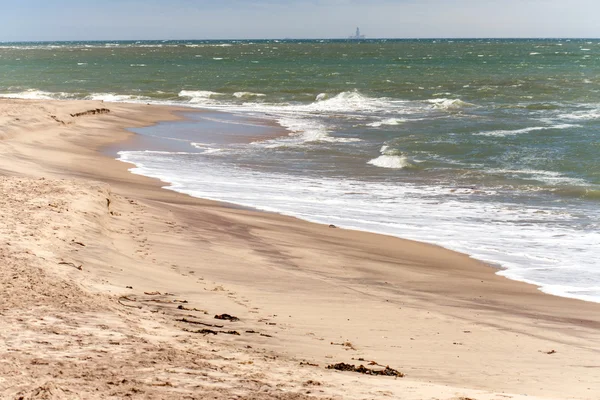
[1,39,599,302]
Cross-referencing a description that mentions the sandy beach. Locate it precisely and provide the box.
[0,98,599,400]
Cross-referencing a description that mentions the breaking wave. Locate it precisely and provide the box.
[0,89,73,100]
[233,92,266,99]
[367,145,415,169]
[427,98,475,111]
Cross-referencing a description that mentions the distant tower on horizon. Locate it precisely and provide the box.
[349,27,366,40]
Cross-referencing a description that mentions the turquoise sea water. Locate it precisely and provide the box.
[1,39,599,301]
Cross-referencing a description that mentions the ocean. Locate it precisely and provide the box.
[1,39,599,302]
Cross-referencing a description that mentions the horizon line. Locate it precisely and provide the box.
[1,37,600,43]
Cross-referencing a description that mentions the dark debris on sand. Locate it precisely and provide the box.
[326,362,404,377]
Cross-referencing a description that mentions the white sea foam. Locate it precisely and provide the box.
[367,144,415,169]
[0,89,155,103]
[130,64,147,67]
[475,123,581,137]
[178,90,224,105]
[274,117,361,144]
[366,118,406,127]
[558,107,600,121]
[190,143,223,155]
[179,90,220,98]
[169,89,419,146]
[173,88,419,120]
[117,149,600,303]
[0,89,72,100]
[233,92,266,99]
[190,142,224,154]
[302,90,410,114]
[367,155,414,169]
[487,168,588,186]
[139,150,197,155]
[427,98,475,111]
[86,93,148,102]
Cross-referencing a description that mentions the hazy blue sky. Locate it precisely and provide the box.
[1,0,598,41]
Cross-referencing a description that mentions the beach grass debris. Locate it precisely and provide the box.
[300,361,320,367]
[183,328,241,336]
[70,108,110,118]
[303,380,322,386]
[215,313,239,321]
[50,115,66,124]
[176,318,223,328]
[118,296,142,309]
[331,341,356,350]
[147,299,175,304]
[327,362,404,377]
[177,304,208,314]
[243,330,273,337]
[184,328,218,335]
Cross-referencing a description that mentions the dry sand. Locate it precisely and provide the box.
[0,98,598,400]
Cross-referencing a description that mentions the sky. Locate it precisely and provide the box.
[0,0,598,41]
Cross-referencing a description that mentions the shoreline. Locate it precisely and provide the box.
[115,108,511,278]
[1,98,599,399]
[112,103,598,305]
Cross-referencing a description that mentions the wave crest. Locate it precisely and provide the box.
[305,90,405,113]
[0,89,72,100]
[428,98,475,111]
[233,91,266,99]
[367,145,415,169]
[368,155,414,169]
[178,90,224,104]
[276,117,362,144]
